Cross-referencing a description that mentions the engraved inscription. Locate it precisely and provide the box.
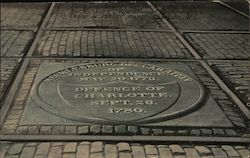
[31,62,204,124]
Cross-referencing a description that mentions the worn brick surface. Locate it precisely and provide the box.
[35,31,192,58]
[47,2,168,29]
[1,3,48,28]
[185,33,250,59]
[152,1,249,31]
[0,59,20,101]
[1,142,250,158]
[210,61,250,110]
[1,31,34,57]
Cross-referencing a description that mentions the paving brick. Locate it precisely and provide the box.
[117,142,131,152]
[40,126,52,134]
[152,129,163,135]
[27,126,40,134]
[158,146,173,158]
[209,61,250,108]
[8,143,24,155]
[101,125,113,134]
[127,126,138,134]
[78,126,90,134]
[114,125,127,134]
[211,148,228,158]
[119,152,132,158]
[195,146,212,156]
[169,145,185,155]
[140,128,151,135]
[63,143,77,153]
[36,31,192,58]
[48,146,63,158]
[190,129,201,136]
[237,148,250,158]
[90,125,101,134]
[1,31,34,57]
[1,3,48,28]
[104,144,117,158]
[76,144,89,158]
[186,33,250,59]
[65,126,77,134]
[0,59,19,101]
[91,142,103,153]
[63,153,75,158]
[145,145,158,155]
[35,143,50,155]
[212,129,225,136]
[52,126,65,134]
[90,152,103,158]
[153,2,248,30]
[184,148,200,158]
[20,146,36,158]
[221,145,240,157]
[200,129,212,135]
[131,145,146,158]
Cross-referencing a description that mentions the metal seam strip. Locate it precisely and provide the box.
[0,135,249,143]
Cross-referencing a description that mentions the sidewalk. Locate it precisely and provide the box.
[1,1,250,158]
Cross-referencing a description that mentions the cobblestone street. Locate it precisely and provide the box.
[0,1,250,158]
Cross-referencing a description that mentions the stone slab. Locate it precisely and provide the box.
[1,3,48,28]
[46,2,169,29]
[152,1,249,31]
[20,61,232,127]
[35,31,193,58]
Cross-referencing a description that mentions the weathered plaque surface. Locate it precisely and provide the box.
[20,61,233,127]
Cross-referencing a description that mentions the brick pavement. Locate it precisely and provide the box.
[0,59,21,103]
[0,3,49,28]
[209,61,250,110]
[152,1,249,31]
[185,33,250,59]
[0,1,249,158]
[1,141,250,158]
[35,31,192,58]
[1,31,34,57]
